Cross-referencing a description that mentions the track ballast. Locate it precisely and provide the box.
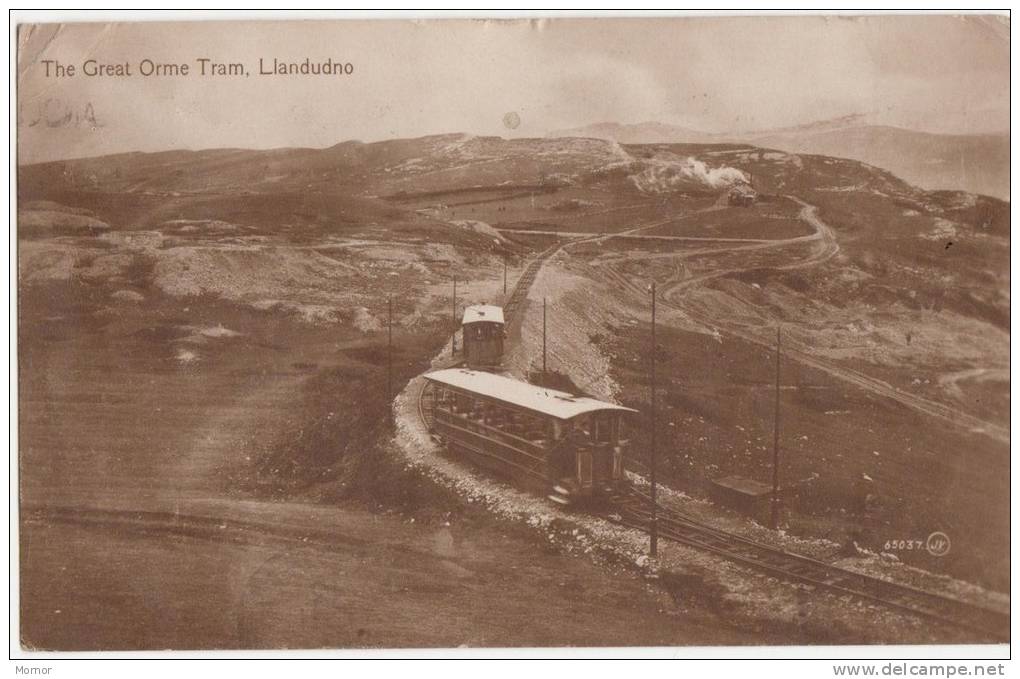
[607,487,1009,641]
[417,237,1009,642]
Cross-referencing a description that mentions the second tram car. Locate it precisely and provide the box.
[423,368,636,505]
[461,304,505,369]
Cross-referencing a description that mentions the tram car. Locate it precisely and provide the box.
[461,304,505,369]
[422,368,637,506]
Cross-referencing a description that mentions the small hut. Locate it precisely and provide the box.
[728,183,758,207]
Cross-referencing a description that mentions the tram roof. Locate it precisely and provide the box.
[462,305,505,325]
[424,368,637,420]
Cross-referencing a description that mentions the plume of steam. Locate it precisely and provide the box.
[630,156,747,193]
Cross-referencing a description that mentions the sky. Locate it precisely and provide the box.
[16,14,1010,164]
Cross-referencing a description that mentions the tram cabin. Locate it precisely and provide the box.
[423,368,637,506]
[461,305,505,369]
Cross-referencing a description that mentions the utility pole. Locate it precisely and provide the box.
[387,297,393,425]
[771,324,782,530]
[650,281,658,557]
[542,297,547,383]
[503,254,508,297]
[451,278,457,357]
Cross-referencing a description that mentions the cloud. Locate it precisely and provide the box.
[15,16,1008,163]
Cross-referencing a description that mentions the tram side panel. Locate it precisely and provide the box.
[428,381,630,504]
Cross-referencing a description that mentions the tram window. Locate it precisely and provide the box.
[579,414,592,437]
[523,413,545,440]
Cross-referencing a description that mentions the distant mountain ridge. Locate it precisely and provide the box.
[547,118,1009,200]
[546,121,717,144]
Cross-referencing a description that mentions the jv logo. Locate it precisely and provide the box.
[926,531,951,557]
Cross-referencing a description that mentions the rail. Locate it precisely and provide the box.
[502,243,560,326]
[415,234,1010,642]
[607,487,1009,641]
[417,243,562,431]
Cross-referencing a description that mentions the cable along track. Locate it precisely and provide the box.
[608,487,1009,641]
[419,235,1008,642]
[417,242,560,429]
[502,243,560,326]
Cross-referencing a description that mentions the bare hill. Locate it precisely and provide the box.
[548,120,1009,200]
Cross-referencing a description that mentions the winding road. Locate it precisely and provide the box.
[577,194,1008,445]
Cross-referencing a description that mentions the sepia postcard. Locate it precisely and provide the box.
[12,12,1012,659]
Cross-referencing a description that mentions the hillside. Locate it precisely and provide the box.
[547,120,1009,200]
[748,125,1009,201]
[18,133,1011,609]
[18,134,1009,336]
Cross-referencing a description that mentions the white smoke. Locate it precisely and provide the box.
[630,156,747,193]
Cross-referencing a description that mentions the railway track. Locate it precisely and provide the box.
[593,197,1007,444]
[418,242,562,430]
[503,243,561,325]
[607,487,1010,641]
[29,244,576,574]
[22,504,371,553]
[414,234,1009,642]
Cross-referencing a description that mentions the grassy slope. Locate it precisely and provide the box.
[18,134,1010,600]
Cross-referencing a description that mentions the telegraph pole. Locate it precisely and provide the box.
[771,324,782,530]
[387,297,393,425]
[503,254,508,297]
[542,297,547,383]
[650,281,658,557]
[451,278,457,357]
